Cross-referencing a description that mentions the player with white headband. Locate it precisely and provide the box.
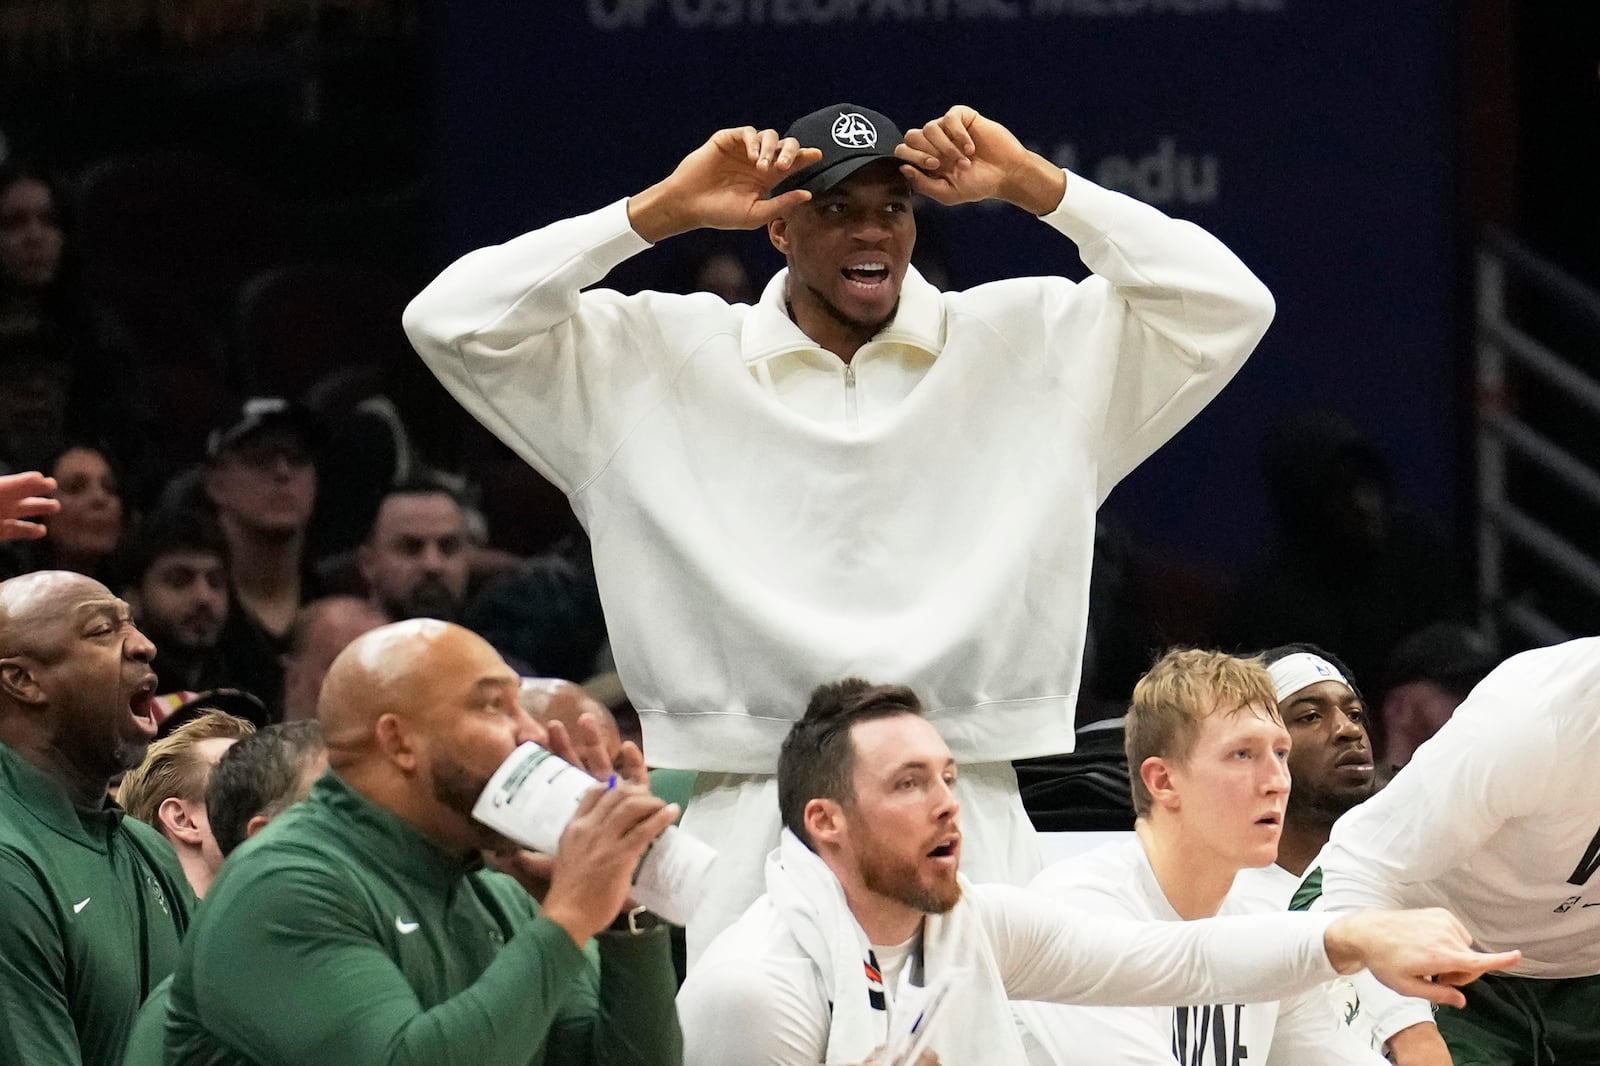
[1251,644,1445,1060]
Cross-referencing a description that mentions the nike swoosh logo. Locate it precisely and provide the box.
[73,897,91,914]
[395,917,420,934]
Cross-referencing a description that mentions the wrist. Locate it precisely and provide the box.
[540,901,598,949]
[1385,1021,1447,1063]
[1323,914,1364,975]
[1002,157,1067,216]
[627,182,689,244]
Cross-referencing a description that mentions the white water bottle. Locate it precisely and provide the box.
[473,741,712,927]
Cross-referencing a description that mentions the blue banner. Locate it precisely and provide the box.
[427,0,1455,568]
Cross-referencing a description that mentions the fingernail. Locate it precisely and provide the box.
[607,774,618,790]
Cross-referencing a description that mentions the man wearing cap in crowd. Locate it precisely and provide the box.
[405,100,1275,957]
[203,397,323,719]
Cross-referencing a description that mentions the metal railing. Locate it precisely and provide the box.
[1475,230,1600,647]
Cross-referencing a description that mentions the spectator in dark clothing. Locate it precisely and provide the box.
[0,165,151,485]
[1221,411,1468,689]
[0,162,68,341]
[357,480,472,622]
[463,534,608,683]
[280,595,386,722]
[0,335,73,474]
[120,507,262,699]
[0,441,127,583]
[1375,622,1499,775]
[202,398,324,719]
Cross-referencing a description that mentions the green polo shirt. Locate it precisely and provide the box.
[164,771,682,1066]
[0,741,193,1065]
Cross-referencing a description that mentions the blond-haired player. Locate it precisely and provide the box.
[1019,649,1383,1065]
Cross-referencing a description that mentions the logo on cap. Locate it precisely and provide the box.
[831,112,878,149]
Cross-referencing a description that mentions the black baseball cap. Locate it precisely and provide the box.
[156,688,271,737]
[770,104,905,198]
[206,397,322,460]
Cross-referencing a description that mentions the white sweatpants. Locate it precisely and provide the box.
[678,760,1041,967]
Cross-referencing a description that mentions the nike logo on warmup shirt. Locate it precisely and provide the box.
[73,897,91,914]
[395,917,420,934]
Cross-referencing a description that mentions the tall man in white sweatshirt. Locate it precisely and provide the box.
[677,678,1517,1066]
[403,101,1276,955]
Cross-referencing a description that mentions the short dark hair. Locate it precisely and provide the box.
[365,477,465,539]
[206,721,325,857]
[1381,624,1496,701]
[777,679,924,851]
[116,506,229,590]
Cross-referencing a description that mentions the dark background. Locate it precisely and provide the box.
[1,0,1595,597]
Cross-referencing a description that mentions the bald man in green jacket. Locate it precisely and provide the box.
[163,619,683,1066]
[0,570,192,1065]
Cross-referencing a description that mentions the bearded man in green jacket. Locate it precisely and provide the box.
[164,618,684,1066]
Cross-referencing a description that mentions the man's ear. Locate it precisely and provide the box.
[803,797,845,849]
[0,659,44,706]
[768,216,789,255]
[1140,756,1181,813]
[245,813,272,839]
[158,797,206,847]
[375,712,418,772]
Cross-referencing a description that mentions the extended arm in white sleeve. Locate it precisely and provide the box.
[402,201,698,493]
[979,885,1339,1007]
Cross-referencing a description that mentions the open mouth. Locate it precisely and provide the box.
[926,835,960,863]
[127,678,159,737]
[1255,813,1282,827]
[841,262,890,290]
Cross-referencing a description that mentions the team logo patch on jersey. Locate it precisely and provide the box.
[1343,991,1361,1026]
[145,874,169,916]
[832,112,878,149]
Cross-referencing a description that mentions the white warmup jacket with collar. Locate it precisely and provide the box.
[403,170,1274,776]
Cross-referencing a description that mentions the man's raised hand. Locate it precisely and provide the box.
[0,472,58,541]
[629,127,823,243]
[895,105,1065,216]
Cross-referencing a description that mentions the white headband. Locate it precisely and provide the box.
[1268,653,1350,703]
